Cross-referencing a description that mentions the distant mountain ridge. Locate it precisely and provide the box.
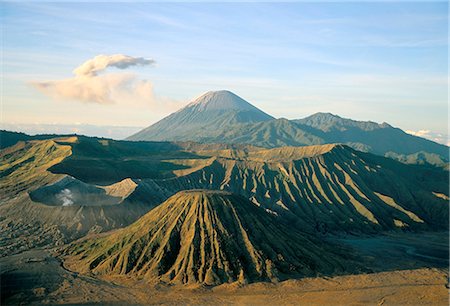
[127,91,449,163]
[294,112,392,132]
[0,130,68,149]
[128,90,274,141]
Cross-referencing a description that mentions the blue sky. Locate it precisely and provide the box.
[1,1,448,143]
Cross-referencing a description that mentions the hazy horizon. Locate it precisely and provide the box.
[2,107,449,146]
[2,2,448,144]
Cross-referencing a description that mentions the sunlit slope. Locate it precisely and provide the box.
[0,138,171,255]
[0,137,250,256]
[26,136,447,233]
[66,190,359,285]
[133,144,449,233]
[48,136,208,185]
[0,138,72,200]
[1,135,447,256]
[128,90,274,142]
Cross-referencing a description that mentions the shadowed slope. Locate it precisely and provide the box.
[132,144,448,233]
[295,113,449,158]
[0,138,167,256]
[0,130,69,150]
[66,190,357,285]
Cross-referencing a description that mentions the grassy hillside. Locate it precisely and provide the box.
[0,130,72,149]
[49,136,207,185]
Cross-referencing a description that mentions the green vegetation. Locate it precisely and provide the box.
[0,130,70,149]
[49,136,207,185]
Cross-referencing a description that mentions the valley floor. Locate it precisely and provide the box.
[1,231,448,305]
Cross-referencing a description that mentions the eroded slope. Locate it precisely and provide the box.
[65,190,358,285]
[133,144,449,233]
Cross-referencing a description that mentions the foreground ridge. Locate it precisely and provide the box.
[65,190,358,285]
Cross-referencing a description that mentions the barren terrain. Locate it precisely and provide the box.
[2,231,448,305]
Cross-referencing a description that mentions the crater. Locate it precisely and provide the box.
[29,176,122,207]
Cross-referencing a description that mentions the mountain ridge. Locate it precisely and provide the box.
[1,135,448,257]
[294,112,392,132]
[127,91,448,161]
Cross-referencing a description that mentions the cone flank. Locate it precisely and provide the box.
[66,190,357,285]
[127,90,274,141]
[185,90,266,112]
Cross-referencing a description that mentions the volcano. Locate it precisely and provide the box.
[66,190,357,285]
[127,90,274,141]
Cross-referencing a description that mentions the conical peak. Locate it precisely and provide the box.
[186,90,259,112]
[66,187,357,285]
[127,90,274,141]
[204,90,234,96]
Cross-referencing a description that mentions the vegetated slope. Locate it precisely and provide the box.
[48,136,208,185]
[0,130,72,149]
[295,113,449,158]
[130,144,449,233]
[0,130,32,149]
[128,90,274,141]
[384,151,449,169]
[171,114,448,161]
[203,118,324,148]
[65,190,359,285]
[0,138,73,200]
[31,136,447,234]
[0,138,168,256]
[1,136,448,257]
[0,137,252,256]
[127,91,448,162]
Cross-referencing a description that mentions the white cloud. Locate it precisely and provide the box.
[33,73,143,104]
[406,129,449,146]
[406,129,430,137]
[73,54,155,77]
[31,54,180,108]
